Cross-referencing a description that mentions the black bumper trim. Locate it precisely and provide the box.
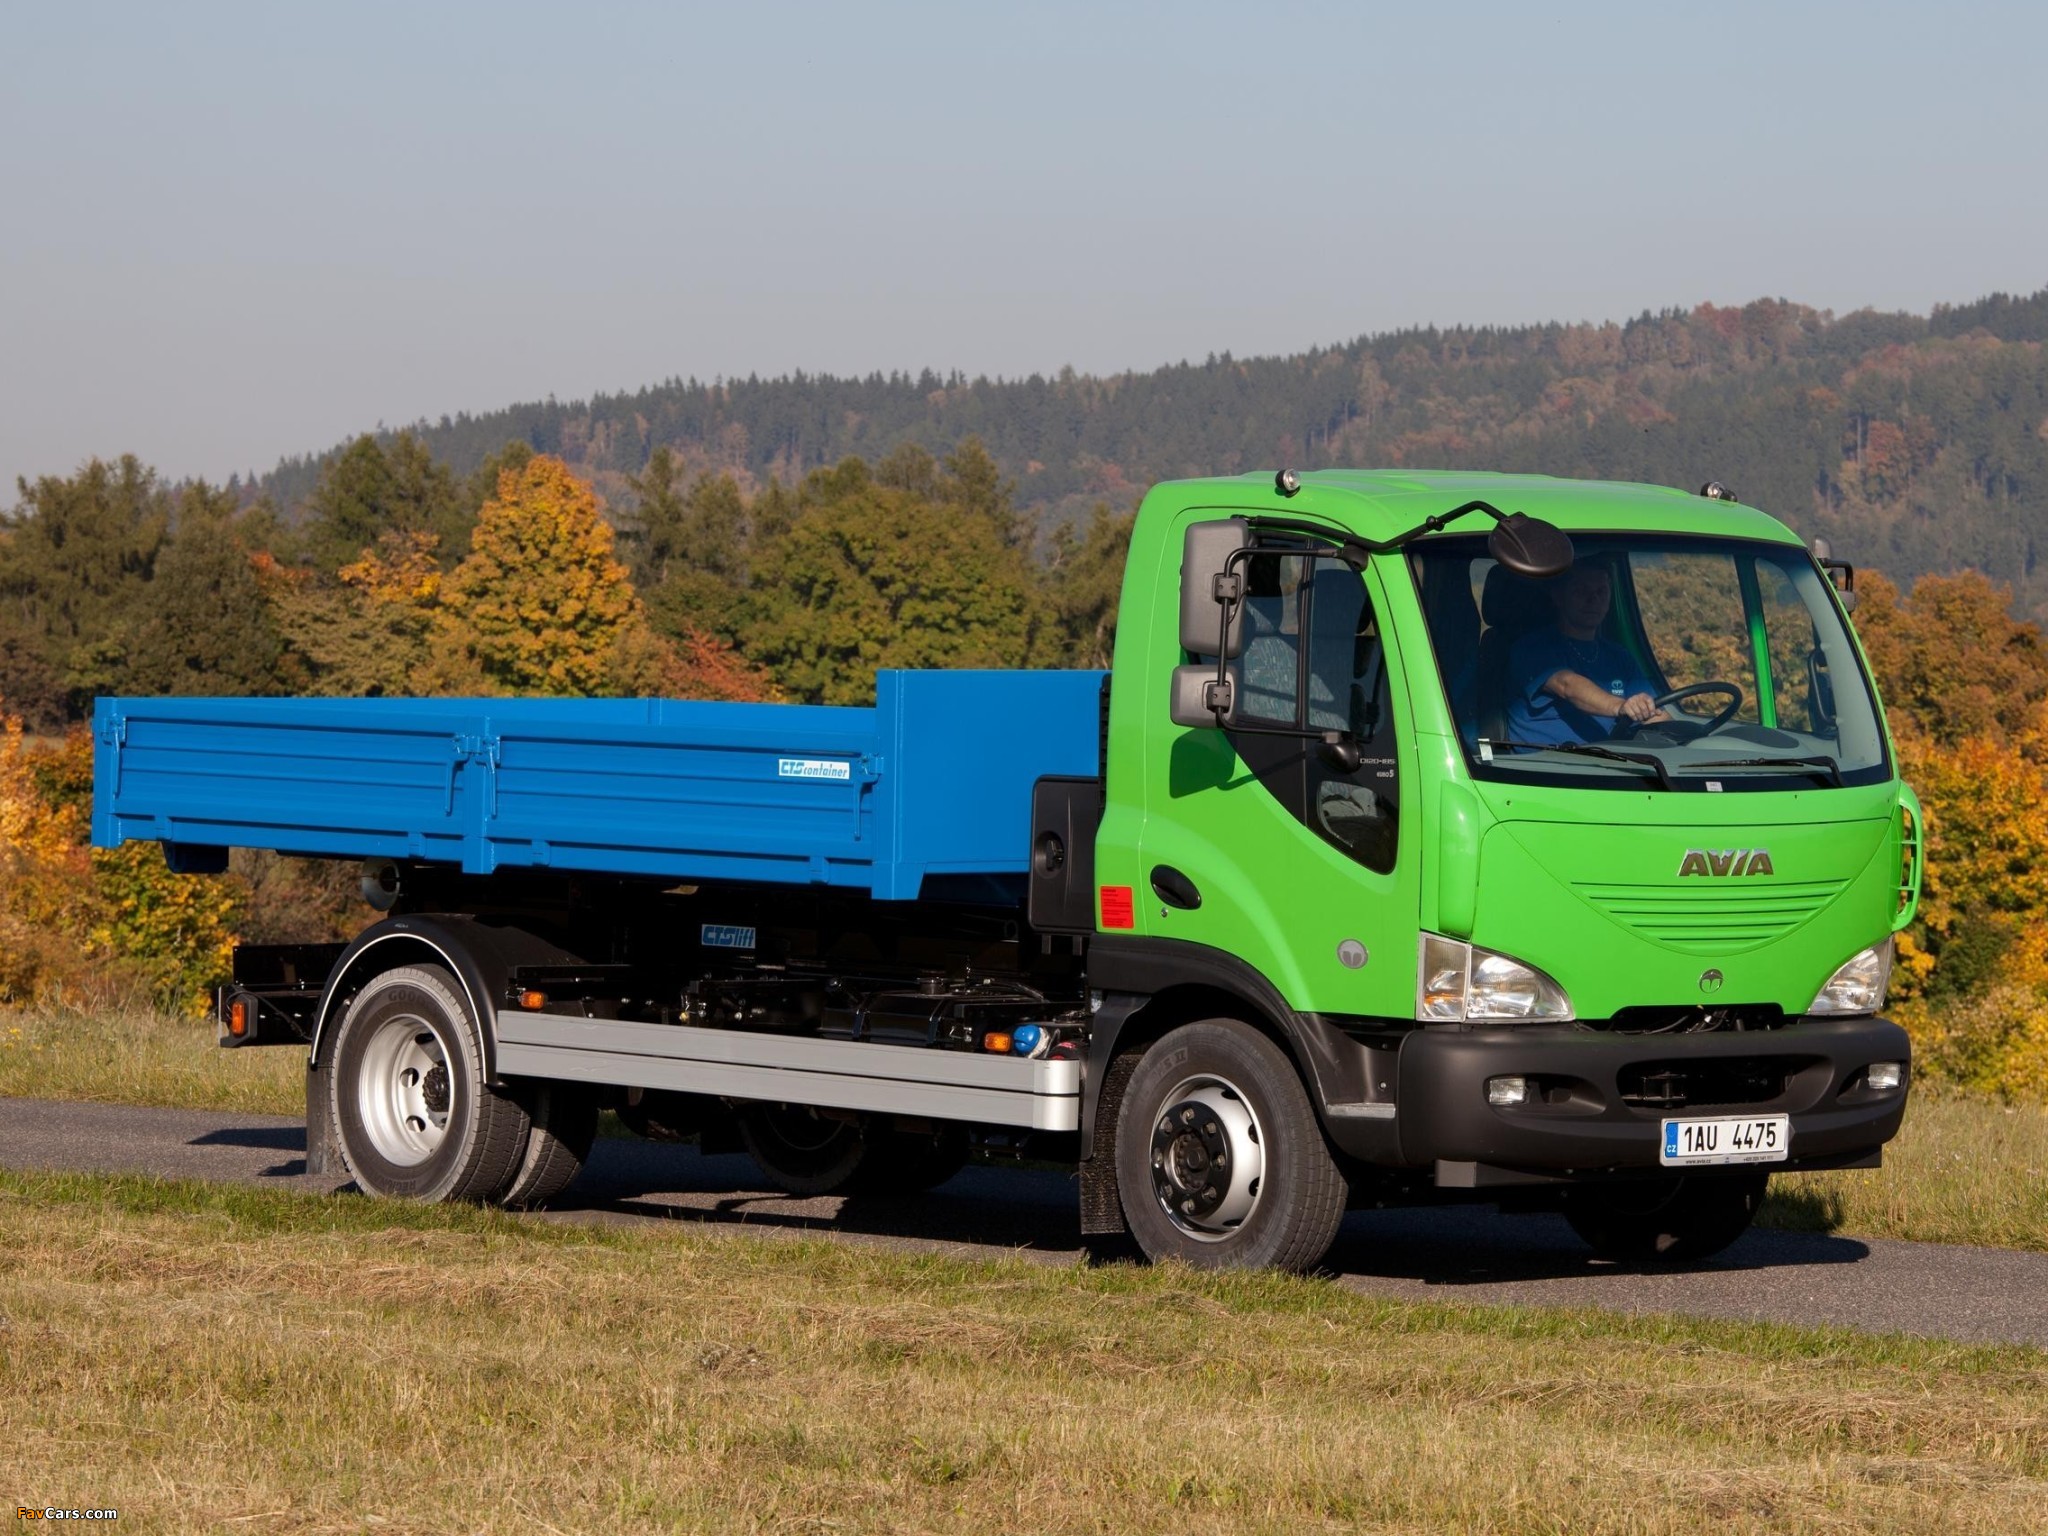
[1393,1016,1911,1175]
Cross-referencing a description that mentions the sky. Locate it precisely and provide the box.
[3,0,2045,497]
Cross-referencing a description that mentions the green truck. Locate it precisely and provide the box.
[96,468,1917,1273]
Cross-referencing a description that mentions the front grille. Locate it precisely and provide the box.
[1590,1004,1787,1035]
[1573,879,1846,955]
[1618,1056,1807,1110]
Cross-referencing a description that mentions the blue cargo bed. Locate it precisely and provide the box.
[93,670,1104,900]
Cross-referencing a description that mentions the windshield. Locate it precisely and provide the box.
[1406,533,1889,791]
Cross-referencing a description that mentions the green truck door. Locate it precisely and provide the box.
[1140,545,1420,1019]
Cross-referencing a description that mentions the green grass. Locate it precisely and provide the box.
[1,1166,2044,1534]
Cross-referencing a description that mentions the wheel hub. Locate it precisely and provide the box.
[355,1016,455,1167]
[1150,1077,1265,1241]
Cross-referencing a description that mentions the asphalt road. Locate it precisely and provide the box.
[5,1095,2044,1350]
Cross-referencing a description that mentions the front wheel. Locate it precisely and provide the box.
[1563,1172,1768,1262]
[327,964,530,1202]
[1114,1018,1348,1272]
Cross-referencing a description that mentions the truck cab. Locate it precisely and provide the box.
[1080,469,1912,1264]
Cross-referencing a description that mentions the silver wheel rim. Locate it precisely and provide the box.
[1150,1073,1266,1241]
[355,1012,456,1166]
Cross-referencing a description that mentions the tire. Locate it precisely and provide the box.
[497,1080,599,1208]
[1114,1018,1348,1272]
[1563,1172,1768,1263]
[327,964,530,1203]
[737,1102,871,1195]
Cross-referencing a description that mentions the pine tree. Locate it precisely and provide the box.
[124,483,289,696]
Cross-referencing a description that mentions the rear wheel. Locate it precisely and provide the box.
[853,1124,971,1194]
[1114,1018,1348,1272]
[497,1080,599,1208]
[737,1103,869,1195]
[737,1105,972,1197]
[1563,1172,1768,1262]
[328,964,529,1202]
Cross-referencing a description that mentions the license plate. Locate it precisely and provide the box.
[1659,1114,1789,1167]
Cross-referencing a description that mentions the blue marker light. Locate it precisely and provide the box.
[1011,1024,1046,1057]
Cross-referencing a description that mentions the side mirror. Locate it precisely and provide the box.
[1179,518,1250,659]
[1487,513,1574,579]
[1170,663,1231,729]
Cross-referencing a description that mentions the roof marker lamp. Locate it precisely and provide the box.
[1808,940,1893,1016]
[1418,934,1573,1023]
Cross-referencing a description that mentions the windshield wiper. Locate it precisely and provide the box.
[1477,739,1676,791]
[1691,754,1845,787]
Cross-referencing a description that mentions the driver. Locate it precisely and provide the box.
[1507,563,1668,745]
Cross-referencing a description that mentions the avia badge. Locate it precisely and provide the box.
[1677,849,1775,877]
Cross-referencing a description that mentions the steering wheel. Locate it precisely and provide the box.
[1611,680,1744,742]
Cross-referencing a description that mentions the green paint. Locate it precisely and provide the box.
[1737,553,1778,729]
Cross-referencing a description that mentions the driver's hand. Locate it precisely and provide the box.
[1617,692,1662,723]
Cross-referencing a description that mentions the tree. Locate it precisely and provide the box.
[302,432,465,572]
[619,445,690,585]
[124,483,290,697]
[0,455,168,713]
[1853,570,2048,747]
[740,459,1047,704]
[1043,503,1135,668]
[441,456,638,694]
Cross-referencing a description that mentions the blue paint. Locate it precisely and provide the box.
[91,671,1104,902]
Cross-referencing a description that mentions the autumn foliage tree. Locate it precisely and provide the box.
[440,456,641,695]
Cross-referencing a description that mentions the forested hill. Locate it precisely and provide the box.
[263,286,2048,610]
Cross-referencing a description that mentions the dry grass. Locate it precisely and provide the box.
[0,1005,304,1117]
[0,1168,2043,1535]
[1762,1091,2048,1252]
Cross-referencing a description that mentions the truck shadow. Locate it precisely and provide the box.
[1322,1206,1872,1285]
[563,1139,1875,1281]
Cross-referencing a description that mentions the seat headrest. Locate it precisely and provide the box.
[1481,564,1554,632]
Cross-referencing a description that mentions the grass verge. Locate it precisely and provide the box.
[1,1167,2044,1534]
[0,1005,304,1117]
[1761,1091,2048,1251]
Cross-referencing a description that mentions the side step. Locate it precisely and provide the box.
[494,1012,1081,1131]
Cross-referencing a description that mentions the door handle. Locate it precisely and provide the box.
[1149,865,1202,910]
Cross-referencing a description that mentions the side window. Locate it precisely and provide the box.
[1304,562,1399,873]
[1222,553,1401,873]
[1756,555,1835,734]
[1235,553,1308,724]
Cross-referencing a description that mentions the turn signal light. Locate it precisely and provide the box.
[519,989,548,1010]
[982,1031,1013,1054]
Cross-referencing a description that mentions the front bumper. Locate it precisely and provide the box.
[1392,1016,1910,1184]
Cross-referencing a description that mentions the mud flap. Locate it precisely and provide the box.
[1078,1051,1140,1236]
[305,1058,332,1177]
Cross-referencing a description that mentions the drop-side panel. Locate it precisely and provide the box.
[91,670,1105,898]
[494,1012,1082,1132]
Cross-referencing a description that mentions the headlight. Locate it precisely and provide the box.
[1418,933,1573,1022]
[1808,940,1893,1016]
